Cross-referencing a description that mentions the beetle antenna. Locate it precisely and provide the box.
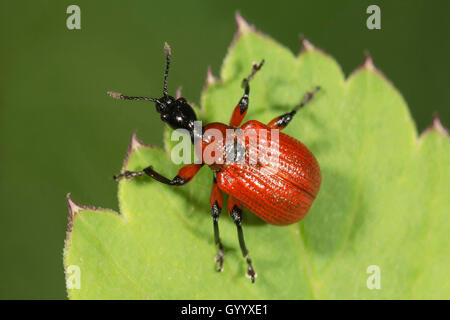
[107,91,160,103]
[163,42,171,97]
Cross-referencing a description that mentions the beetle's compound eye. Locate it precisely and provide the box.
[155,95,175,113]
[160,113,170,121]
[156,103,165,113]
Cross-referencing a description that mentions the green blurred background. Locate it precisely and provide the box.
[1,0,449,299]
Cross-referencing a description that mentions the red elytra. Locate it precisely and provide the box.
[109,43,321,283]
[203,120,321,226]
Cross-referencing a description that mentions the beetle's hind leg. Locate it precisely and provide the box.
[228,196,257,283]
[267,86,320,130]
[210,173,225,271]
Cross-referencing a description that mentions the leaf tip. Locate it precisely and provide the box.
[349,52,394,88]
[421,114,449,138]
[66,193,83,233]
[206,66,219,86]
[362,51,376,72]
[131,132,147,151]
[231,12,264,48]
[358,51,385,77]
[298,36,332,61]
[300,36,316,53]
[65,194,123,236]
[122,132,155,169]
[235,12,253,36]
[175,86,183,99]
[202,66,220,95]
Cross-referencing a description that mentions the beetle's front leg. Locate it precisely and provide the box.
[114,163,203,186]
[229,60,265,127]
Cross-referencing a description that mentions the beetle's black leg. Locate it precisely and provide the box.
[228,196,256,283]
[267,86,320,130]
[114,164,203,186]
[229,60,265,127]
[210,173,224,271]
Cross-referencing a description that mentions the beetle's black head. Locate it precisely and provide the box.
[154,95,197,132]
[108,42,198,137]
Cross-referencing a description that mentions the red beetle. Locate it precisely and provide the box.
[108,43,321,283]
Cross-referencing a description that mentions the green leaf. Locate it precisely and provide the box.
[64,15,450,299]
